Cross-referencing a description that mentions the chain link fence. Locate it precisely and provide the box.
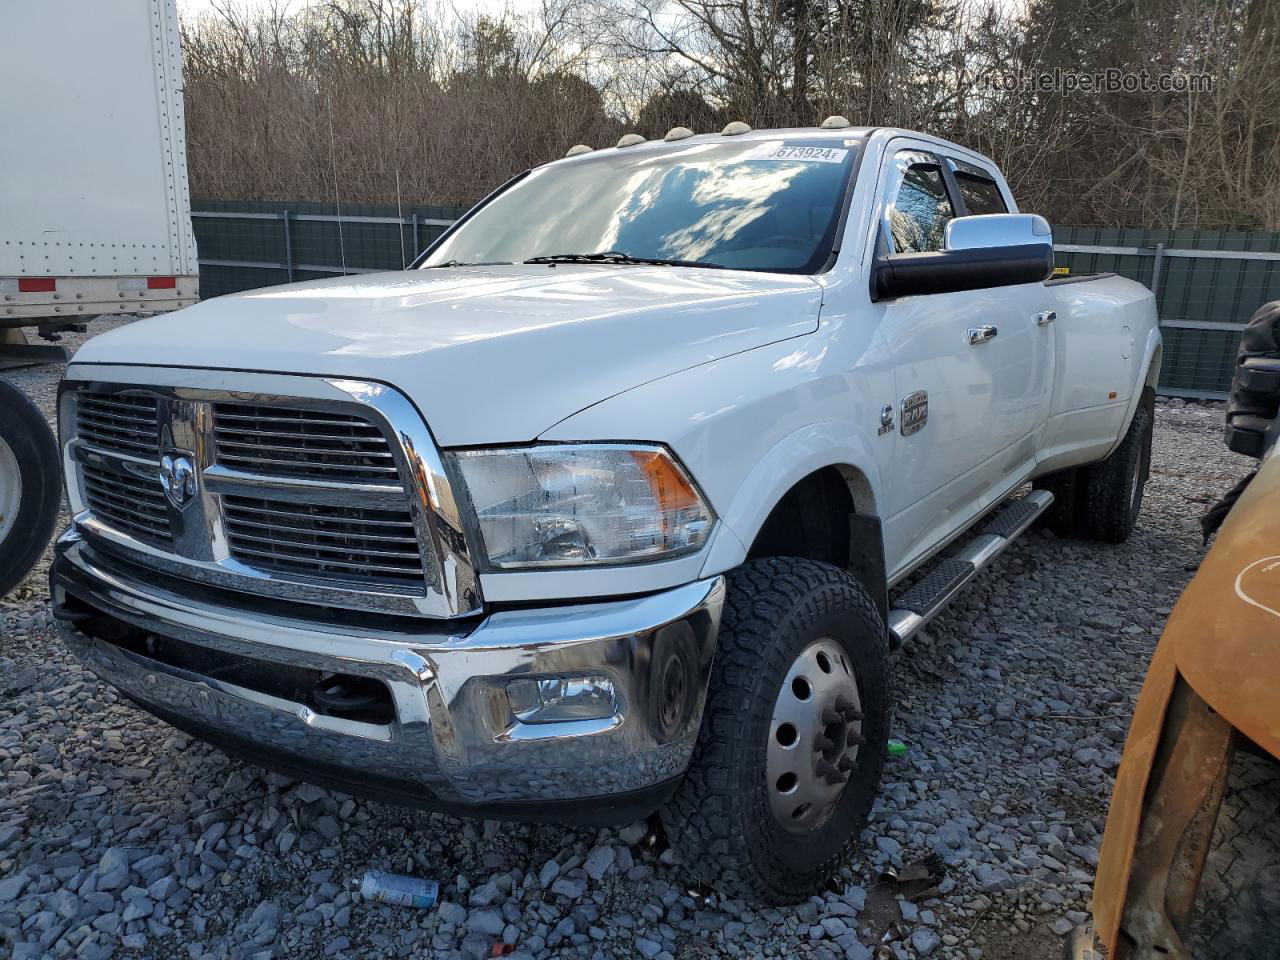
[191,202,1280,398]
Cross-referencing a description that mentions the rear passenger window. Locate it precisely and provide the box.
[952,167,1008,215]
[889,164,954,253]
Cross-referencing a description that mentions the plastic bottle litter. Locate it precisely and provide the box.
[887,739,908,757]
[354,869,439,908]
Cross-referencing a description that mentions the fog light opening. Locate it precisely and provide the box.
[507,676,618,724]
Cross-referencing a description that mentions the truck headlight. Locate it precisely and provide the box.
[446,444,714,568]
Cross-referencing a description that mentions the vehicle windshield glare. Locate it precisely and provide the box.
[420,138,862,274]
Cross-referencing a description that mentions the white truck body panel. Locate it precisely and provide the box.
[0,0,198,324]
[68,126,1161,604]
[75,266,823,446]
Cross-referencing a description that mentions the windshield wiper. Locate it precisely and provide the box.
[524,251,725,269]
[422,259,513,269]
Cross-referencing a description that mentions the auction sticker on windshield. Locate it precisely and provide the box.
[749,143,849,164]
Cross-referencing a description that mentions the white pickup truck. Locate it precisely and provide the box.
[52,123,1160,902]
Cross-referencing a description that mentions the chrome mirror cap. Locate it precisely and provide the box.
[945,213,1053,253]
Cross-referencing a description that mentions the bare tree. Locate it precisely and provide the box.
[181,0,1280,228]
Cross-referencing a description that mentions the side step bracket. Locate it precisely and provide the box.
[886,489,1053,648]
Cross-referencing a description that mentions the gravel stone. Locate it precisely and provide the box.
[583,845,617,881]
[912,927,940,956]
[465,908,505,936]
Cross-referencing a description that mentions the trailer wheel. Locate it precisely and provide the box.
[660,558,889,903]
[0,380,61,597]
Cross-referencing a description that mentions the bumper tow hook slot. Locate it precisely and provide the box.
[311,675,391,721]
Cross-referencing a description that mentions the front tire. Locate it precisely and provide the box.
[661,558,890,903]
[0,379,61,598]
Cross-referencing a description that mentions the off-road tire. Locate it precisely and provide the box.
[1035,387,1153,543]
[0,379,61,597]
[660,557,890,903]
[1034,467,1083,536]
[1077,386,1154,543]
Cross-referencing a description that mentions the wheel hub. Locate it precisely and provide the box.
[766,637,864,833]
[0,436,22,545]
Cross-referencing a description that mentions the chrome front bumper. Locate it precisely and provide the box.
[52,532,725,822]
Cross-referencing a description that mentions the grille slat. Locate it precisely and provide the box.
[220,501,413,528]
[216,427,389,444]
[81,460,172,548]
[214,411,385,429]
[213,402,403,483]
[223,494,425,588]
[77,392,159,459]
[216,454,401,475]
[217,439,395,458]
[229,529,421,561]
[229,545,424,577]
[224,515,419,544]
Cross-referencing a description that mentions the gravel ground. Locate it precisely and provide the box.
[0,323,1257,960]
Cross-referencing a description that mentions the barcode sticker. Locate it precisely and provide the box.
[749,143,848,164]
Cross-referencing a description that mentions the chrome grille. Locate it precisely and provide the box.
[223,496,425,587]
[80,460,172,549]
[212,403,400,483]
[77,392,159,458]
[66,384,449,610]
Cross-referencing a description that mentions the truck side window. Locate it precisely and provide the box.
[954,171,1008,215]
[888,164,954,253]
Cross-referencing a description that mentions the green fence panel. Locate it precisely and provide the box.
[192,199,468,299]
[192,206,1280,396]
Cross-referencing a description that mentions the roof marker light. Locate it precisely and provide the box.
[664,126,694,142]
[616,133,646,148]
[565,144,593,157]
[721,121,751,136]
[820,115,852,129]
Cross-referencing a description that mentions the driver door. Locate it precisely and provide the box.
[874,147,1050,577]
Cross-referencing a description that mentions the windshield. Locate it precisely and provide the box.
[419,138,862,274]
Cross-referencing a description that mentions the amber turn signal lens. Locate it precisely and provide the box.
[632,450,700,512]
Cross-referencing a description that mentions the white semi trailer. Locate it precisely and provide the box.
[0,0,198,363]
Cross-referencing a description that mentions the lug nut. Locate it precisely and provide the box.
[835,696,863,721]
[821,706,843,726]
[816,758,848,786]
[837,756,855,772]
[814,733,835,752]
[846,728,866,747]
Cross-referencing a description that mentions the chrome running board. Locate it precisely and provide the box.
[887,489,1054,648]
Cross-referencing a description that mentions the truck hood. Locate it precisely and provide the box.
[76,265,823,445]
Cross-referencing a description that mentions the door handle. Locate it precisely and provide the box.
[966,324,998,345]
[1035,310,1057,326]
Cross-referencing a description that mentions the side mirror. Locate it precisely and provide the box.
[871,213,1054,301]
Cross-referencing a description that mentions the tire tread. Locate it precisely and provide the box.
[661,557,888,903]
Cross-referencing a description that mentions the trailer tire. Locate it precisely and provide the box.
[0,379,61,598]
[660,558,889,903]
